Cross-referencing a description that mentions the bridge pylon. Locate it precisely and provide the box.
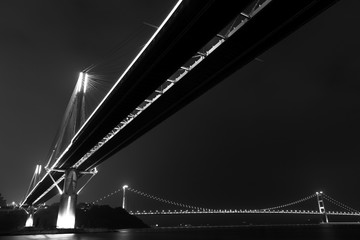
[122,185,128,210]
[74,72,87,132]
[24,207,35,227]
[56,169,78,229]
[316,191,329,223]
[53,167,97,229]
[22,164,43,228]
[22,204,46,227]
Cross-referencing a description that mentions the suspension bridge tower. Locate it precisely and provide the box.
[316,191,329,223]
[122,185,128,210]
[56,169,78,228]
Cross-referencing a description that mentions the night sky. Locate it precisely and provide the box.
[1,0,360,214]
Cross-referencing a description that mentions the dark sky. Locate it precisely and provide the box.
[1,0,360,214]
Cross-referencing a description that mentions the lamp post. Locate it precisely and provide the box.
[122,185,128,210]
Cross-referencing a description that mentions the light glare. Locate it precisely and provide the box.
[84,73,89,93]
[76,72,84,93]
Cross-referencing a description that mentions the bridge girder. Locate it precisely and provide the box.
[23,0,339,205]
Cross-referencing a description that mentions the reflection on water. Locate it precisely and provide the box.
[3,224,360,240]
[7,233,75,240]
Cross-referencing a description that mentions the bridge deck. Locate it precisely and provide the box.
[23,0,339,205]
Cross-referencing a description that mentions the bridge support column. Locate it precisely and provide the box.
[316,191,328,223]
[25,207,35,227]
[57,169,78,229]
[122,185,128,210]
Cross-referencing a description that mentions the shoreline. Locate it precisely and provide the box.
[0,227,117,236]
[2,222,360,236]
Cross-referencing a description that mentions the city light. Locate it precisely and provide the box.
[76,72,84,93]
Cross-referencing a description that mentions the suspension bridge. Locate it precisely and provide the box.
[18,0,341,229]
[89,186,360,223]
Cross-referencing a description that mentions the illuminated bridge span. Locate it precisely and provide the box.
[132,210,360,217]
[21,0,339,229]
[92,186,360,223]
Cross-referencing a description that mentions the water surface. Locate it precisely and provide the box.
[3,224,360,240]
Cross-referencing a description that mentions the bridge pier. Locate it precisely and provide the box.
[57,169,78,229]
[122,185,128,210]
[25,207,35,227]
[316,191,329,223]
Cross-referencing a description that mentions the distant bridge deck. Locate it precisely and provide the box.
[131,209,360,217]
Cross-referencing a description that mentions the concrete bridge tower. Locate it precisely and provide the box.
[56,168,78,228]
[56,72,88,228]
[122,185,128,210]
[316,191,329,223]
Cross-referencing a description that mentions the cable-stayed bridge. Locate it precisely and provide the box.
[19,0,340,229]
[91,186,360,223]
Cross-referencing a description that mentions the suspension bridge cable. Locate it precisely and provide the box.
[127,187,211,211]
[90,186,210,211]
[45,78,81,168]
[259,193,317,211]
[83,25,147,73]
[24,168,37,200]
[323,194,360,213]
[90,188,123,204]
